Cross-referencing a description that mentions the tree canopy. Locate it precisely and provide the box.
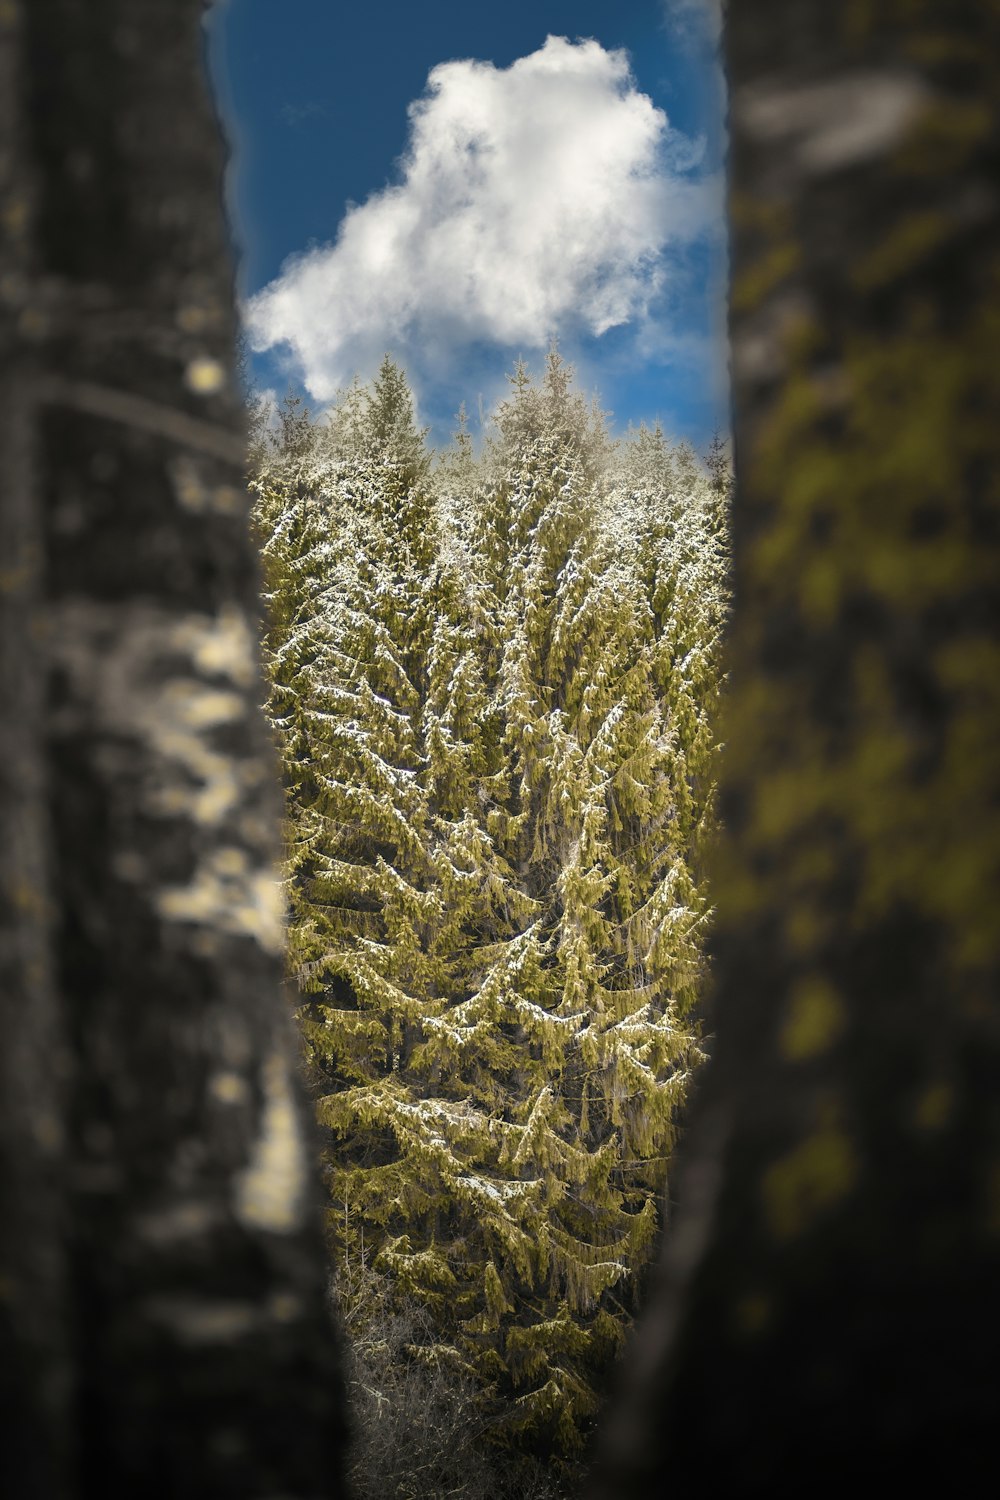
[250,354,729,1462]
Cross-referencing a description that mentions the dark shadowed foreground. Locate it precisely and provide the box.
[2,1,999,1497]
[0,2,345,1495]
[590,1,1000,1493]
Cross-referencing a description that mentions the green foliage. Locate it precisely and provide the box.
[250,355,729,1461]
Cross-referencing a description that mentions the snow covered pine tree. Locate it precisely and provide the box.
[252,353,729,1459]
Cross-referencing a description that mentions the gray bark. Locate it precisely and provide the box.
[0,3,346,1494]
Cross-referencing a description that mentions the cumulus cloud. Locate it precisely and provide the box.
[245,36,717,402]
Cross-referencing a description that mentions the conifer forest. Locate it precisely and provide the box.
[2,3,999,1499]
[249,353,728,1490]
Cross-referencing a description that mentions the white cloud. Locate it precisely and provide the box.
[245,36,717,402]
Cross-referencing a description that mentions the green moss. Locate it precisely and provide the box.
[731,241,801,314]
[762,1124,859,1242]
[780,978,846,1062]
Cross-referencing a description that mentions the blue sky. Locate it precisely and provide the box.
[205,0,727,452]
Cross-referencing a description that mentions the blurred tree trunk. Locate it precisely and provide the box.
[0,3,346,1495]
[591,1,1000,1491]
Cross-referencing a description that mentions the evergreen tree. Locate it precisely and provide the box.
[440,362,727,1448]
[252,356,728,1461]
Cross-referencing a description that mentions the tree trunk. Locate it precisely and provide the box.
[0,3,346,1495]
[590,2,1000,1491]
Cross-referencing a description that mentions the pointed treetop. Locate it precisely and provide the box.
[365,355,430,482]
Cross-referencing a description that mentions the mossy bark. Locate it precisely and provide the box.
[591,3,1000,1491]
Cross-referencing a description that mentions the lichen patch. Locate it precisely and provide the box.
[234,1051,308,1235]
[157,847,285,955]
